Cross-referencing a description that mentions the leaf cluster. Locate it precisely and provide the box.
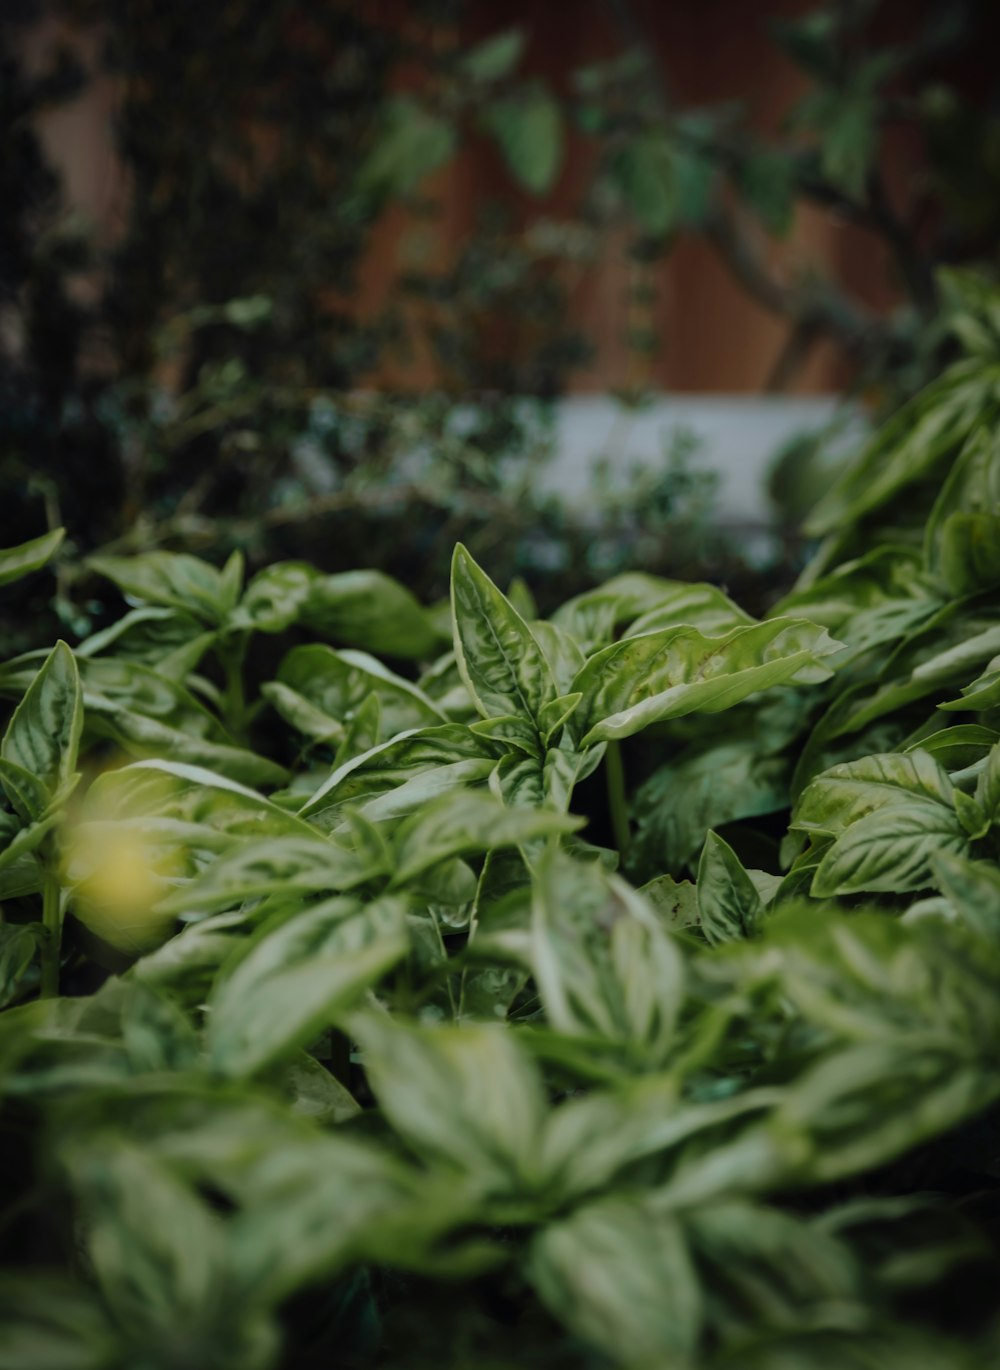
[4,309,1000,1365]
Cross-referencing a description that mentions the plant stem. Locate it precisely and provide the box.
[40,868,62,999]
[222,634,248,742]
[605,740,631,856]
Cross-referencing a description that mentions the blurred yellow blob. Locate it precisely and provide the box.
[62,821,184,954]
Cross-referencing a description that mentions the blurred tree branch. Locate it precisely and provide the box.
[601,0,947,388]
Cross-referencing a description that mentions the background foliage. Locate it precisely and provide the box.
[1,0,999,652]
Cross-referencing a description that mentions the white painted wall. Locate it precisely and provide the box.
[537,395,865,525]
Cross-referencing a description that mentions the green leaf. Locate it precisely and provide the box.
[903,723,998,774]
[776,1040,1000,1185]
[299,569,442,659]
[771,546,942,661]
[225,1130,478,1301]
[331,691,381,769]
[88,551,233,624]
[528,620,586,695]
[284,1051,361,1126]
[0,1276,117,1370]
[68,1142,278,1368]
[819,86,877,197]
[529,1197,702,1364]
[687,1200,861,1335]
[232,560,317,633]
[817,1193,993,1300]
[739,148,796,235]
[697,831,766,944]
[218,548,244,612]
[469,713,542,757]
[539,1079,781,1203]
[611,132,677,235]
[806,608,1000,761]
[674,145,717,227]
[93,757,304,820]
[632,740,790,876]
[209,898,408,1076]
[344,757,496,830]
[639,873,701,931]
[85,704,287,789]
[925,426,1000,594]
[450,544,557,727]
[77,606,216,679]
[1,641,82,798]
[0,757,53,824]
[623,583,755,639]
[482,84,562,194]
[277,643,444,741]
[953,788,989,839]
[491,743,601,824]
[121,982,199,1073]
[0,649,290,789]
[763,908,1000,1048]
[794,750,958,838]
[351,1014,546,1191]
[939,654,1000,712]
[937,513,1000,596]
[390,788,580,886]
[0,527,64,588]
[157,834,379,916]
[553,573,749,652]
[300,724,495,825]
[459,27,525,82]
[131,915,244,1005]
[489,747,542,807]
[260,681,344,745]
[805,363,1000,537]
[341,806,394,878]
[974,741,1000,821]
[538,692,582,746]
[0,849,42,899]
[530,846,684,1064]
[0,808,60,873]
[932,851,1000,938]
[794,751,968,895]
[77,652,214,720]
[356,96,456,201]
[0,923,45,1008]
[70,1141,225,1331]
[505,574,537,622]
[812,801,967,896]
[574,618,840,745]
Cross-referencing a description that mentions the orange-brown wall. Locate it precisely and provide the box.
[25,0,920,395]
[354,0,916,394]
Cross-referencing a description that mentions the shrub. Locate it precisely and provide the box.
[1,287,1000,1366]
